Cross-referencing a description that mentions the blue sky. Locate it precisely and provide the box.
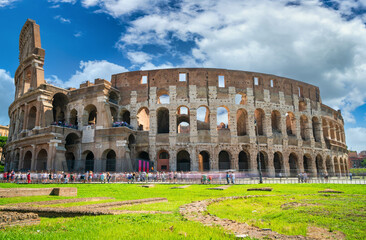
[0,0,365,152]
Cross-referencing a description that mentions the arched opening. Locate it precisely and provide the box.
[52,93,68,123]
[335,125,340,142]
[69,109,78,126]
[286,112,296,136]
[121,110,131,125]
[300,115,309,141]
[84,151,94,172]
[238,151,250,171]
[334,157,340,176]
[108,91,119,104]
[157,150,169,172]
[177,150,190,171]
[217,106,229,129]
[110,107,118,123]
[36,149,47,171]
[322,119,329,139]
[312,117,321,142]
[235,93,247,105]
[299,100,307,111]
[289,153,299,177]
[65,152,75,172]
[255,109,265,136]
[105,150,116,172]
[315,154,323,175]
[257,151,268,175]
[157,89,170,104]
[177,106,190,133]
[23,151,32,170]
[177,121,190,133]
[326,156,333,176]
[329,122,335,140]
[197,106,210,130]
[198,151,210,171]
[236,109,248,136]
[274,152,283,175]
[303,154,313,174]
[14,153,20,171]
[157,107,169,134]
[271,110,281,134]
[27,106,37,130]
[138,151,150,160]
[84,105,97,126]
[137,107,150,131]
[128,134,136,150]
[219,150,231,170]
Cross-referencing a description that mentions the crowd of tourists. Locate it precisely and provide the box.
[50,121,78,129]
[0,170,352,184]
[112,121,133,129]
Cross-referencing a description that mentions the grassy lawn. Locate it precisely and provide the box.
[0,183,365,239]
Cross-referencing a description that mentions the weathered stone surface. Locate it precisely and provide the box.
[0,211,40,228]
[247,187,273,191]
[207,185,230,190]
[0,187,77,198]
[318,189,344,193]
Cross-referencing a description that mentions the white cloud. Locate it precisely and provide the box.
[346,127,366,152]
[54,15,71,24]
[0,69,14,125]
[127,51,152,64]
[48,60,128,88]
[48,0,76,4]
[74,31,82,37]
[0,0,17,7]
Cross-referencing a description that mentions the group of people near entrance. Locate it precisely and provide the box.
[226,172,235,184]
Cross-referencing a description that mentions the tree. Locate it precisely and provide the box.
[361,159,366,168]
[0,136,7,149]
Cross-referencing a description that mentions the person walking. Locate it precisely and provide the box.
[27,172,31,184]
[231,172,235,184]
[226,172,230,184]
[349,172,353,181]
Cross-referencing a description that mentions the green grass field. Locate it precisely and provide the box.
[0,183,365,239]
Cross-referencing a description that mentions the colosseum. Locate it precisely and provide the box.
[4,19,349,177]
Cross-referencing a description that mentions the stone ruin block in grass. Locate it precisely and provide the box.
[207,186,230,190]
[247,187,273,191]
[0,212,40,228]
[51,187,77,197]
[318,189,344,193]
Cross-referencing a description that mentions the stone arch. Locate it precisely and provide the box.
[303,154,314,174]
[219,150,231,170]
[108,91,119,104]
[236,109,248,136]
[177,150,190,171]
[84,104,97,126]
[103,149,116,172]
[36,149,47,171]
[27,106,37,130]
[286,112,296,136]
[312,117,322,142]
[197,106,210,130]
[69,109,78,126]
[289,153,299,177]
[329,122,335,140]
[271,110,281,134]
[157,89,170,104]
[235,92,247,105]
[238,150,250,171]
[157,150,169,172]
[300,115,310,141]
[258,151,268,175]
[137,107,150,131]
[333,156,340,176]
[217,106,229,129]
[274,152,283,175]
[315,154,324,175]
[138,151,150,160]
[255,108,265,136]
[128,134,136,150]
[157,107,169,134]
[120,109,131,124]
[177,106,190,133]
[340,158,345,174]
[110,107,118,123]
[326,156,333,176]
[83,150,94,172]
[322,119,329,139]
[23,151,32,170]
[198,151,210,171]
[65,132,79,171]
[52,93,68,123]
[65,152,75,172]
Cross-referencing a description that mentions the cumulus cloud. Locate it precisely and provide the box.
[101,0,366,123]
[346,127,366,152]
[0,69,14,125]
[0,0,17,7]
[54,15,71,23]
[47,60,128,88]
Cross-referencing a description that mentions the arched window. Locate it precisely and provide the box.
[177,150,190,171]
[157,89,170,104]
[236,109,248,136]
[84,105,97,126]
[108,91,119,104]
[52,93,68,123]
[121,110,131,124]
[254,109,265,136]
[157,107,169,134]
[271,110,281,134]
[177,106,190,133]
[219,151,231,170]
[197,106,210,130]
[312,117,321,142]
[286,112,296,136]
[217,106,229,129]
[36,149,47,171]
[137,107,150,131]
[27,106,37,130]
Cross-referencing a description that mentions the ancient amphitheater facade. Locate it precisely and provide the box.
[5,19,349,177]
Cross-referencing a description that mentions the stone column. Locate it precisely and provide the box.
[190,108,198,143]
[209,109,218,143]
[267,152,275,177]
[30,144,36,171]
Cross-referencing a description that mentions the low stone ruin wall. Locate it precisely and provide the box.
[0,212,40,228]
[0,187,77,198]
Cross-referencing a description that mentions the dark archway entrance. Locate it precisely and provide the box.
[157,150,169,172]
[23,151,32,170]
[274,152,283,176]
[289,153,298,177]
[198,151,210,171]
[177,150,190,171]
[85,151,94,172]
[219,151,231,170]
[238,151,249,171]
